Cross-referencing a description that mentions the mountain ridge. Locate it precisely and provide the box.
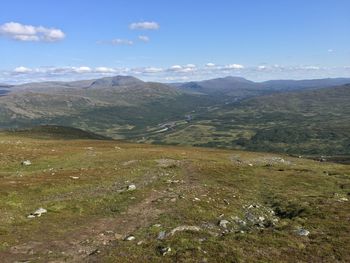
[0,75,350,156]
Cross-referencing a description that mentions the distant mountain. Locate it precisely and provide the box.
[173,76,350,101]
[260,77,350,91]
[88,75,144,88]
[0,76,212,136]
[0,84,12,96]
[173,76,261,99]
[1,75,350,155]
[11,76,155,92]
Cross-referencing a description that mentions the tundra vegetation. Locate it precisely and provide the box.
[0,128,349,262]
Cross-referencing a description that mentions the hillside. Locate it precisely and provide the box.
[0,76,212,134]
[145,84,350,156]
[4,125,110,140]
[0,132,349,262]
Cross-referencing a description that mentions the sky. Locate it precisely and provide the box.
[0,0,350,84]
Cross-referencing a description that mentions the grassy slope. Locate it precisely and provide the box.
[0,133,349,262]
[4,125,110,140]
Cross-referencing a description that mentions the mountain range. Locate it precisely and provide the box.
[1,75,350,156]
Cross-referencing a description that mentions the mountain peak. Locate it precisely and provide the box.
[217,76,254,83]
[89,75,143,88]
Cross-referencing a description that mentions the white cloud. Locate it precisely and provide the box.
[185,64,196,68]
[95,67,116,73]
[111,39,133,45]
[14,66,32,74]
[258,65,267,70]
[225,64,245,69]
[138,35,150,42]
[206,63,216,67]
[328,49,334,53]
[129,21,160,30]
[0,22,65,42]
[142,67,164,73]
[73,66,92,73]
[167,64,198,73]
[3,63,349,85]
[169,65,183,71]
[300,66,320,70]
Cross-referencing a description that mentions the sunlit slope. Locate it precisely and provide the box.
[0,131,349,262]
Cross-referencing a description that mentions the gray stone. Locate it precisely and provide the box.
[296,228,310,236]
[157,231,166,240]
[218,220,229,228]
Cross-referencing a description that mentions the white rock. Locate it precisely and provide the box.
[21,160,31,166]
[127,184,136,191]
[33,207,47,216]
[124,235,135,241]
[169,225,201,236]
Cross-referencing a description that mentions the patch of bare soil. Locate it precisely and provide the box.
[6,191,165,263]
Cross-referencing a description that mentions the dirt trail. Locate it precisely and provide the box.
[3,160,202,262]
[6,190,165,263]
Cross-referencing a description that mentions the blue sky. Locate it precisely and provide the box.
[0,0,349,83]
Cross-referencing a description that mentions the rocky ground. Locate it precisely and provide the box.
[0,133,349,262]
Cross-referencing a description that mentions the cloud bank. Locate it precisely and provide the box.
[1,63,349,84]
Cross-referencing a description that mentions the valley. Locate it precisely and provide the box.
[1,76,349,158]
